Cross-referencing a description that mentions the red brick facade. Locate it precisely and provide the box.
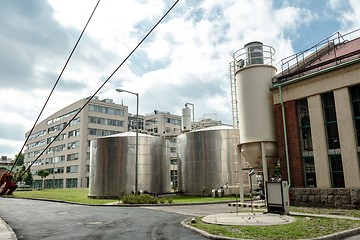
[274,100,304,187]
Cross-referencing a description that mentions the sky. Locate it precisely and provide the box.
[1,0,360,158]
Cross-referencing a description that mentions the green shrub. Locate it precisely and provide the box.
[121,194,159,204]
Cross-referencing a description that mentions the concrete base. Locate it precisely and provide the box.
[202,212,295,226]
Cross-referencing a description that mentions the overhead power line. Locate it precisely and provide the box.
[16,0,180,182]
[10,0,101,174]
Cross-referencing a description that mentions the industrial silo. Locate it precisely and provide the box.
[181,105,192,132]
[233,41,278,181]
[177,126,239,196]
[88,132,170,198]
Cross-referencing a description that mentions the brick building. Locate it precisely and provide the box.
[271,31,360,208]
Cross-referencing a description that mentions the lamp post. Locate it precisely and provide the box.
[116,88,139,194]
[53,149,56,189]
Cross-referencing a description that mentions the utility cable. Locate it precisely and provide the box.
[16,0,180,182]
[10,0,101,175]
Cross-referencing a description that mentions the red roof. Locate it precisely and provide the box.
[275,31,360,82]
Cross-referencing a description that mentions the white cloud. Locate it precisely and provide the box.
[1,0,349,157]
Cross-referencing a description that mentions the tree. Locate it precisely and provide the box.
[13,166,33,186]
[37,170,49,189]
[14,153,24,166]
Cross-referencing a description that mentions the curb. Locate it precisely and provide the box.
[227,202,265,208]
[181,213,360,240]
[0,217,17,240]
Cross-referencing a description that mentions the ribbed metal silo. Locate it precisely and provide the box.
[88,132,170,198]
[177,126,239,196]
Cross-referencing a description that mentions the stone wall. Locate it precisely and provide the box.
[290,188,360,209]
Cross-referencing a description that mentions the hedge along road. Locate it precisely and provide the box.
[0,198,209,240]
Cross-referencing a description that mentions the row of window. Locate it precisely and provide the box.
[31,165,78,175]
[26,130,76,151]
[88,128,120,136]
[33,178,81,189]
[31,153,79,166]
[28,130,46,141]
[89,104,124,116]
[89,116,124,127]
[165,117,181,125]
[47,109,79,125]
[297,85,360,188]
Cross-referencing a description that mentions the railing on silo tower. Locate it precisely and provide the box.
[233,42,275,70]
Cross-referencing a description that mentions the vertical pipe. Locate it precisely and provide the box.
[279,85,291,187]
[135,93,139,194]
[239,150,244,203]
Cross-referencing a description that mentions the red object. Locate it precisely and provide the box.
[0,172,18,195]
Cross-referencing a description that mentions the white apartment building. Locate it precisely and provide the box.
[24,97,184,189]
[24,96,128,189]
[142,111,182,189]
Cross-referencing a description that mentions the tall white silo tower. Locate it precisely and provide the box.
[231,41,278,183]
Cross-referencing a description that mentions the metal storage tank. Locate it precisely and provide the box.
[233,41,278,181]
[88,132,170,198]
[177,126,239,196]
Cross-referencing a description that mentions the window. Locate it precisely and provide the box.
[66,165,78,173]
[70,118,80,126]
[322,92,340,149]
[298,99,313,151]
[48,122,66,134]
[47,109,79,125]
[68,129,80,138]
[170,170,178,189]
[329,154,345,188]
[89,104,124,116]
[46,144,65,154]
[67,153,79,161]
[170,157,178,165]
[67,141,80,149]
[350,85,360,146]
[51,167,64,174]
[165,117,181,125]
[297,98,316,187]
[28,130,46,140]
[66,178,78,188]
[88,116,124,127]
[303,157,316,187]
[47,133,67,144]
[88,128,119,136]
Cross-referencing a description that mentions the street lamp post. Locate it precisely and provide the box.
[116,88,139,194]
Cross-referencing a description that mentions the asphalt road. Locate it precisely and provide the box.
[0,198,231,240]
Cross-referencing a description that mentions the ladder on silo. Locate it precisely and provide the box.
[229,61,244,203]
[229,61,239,130]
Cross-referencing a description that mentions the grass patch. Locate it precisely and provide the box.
[190,216,360,240]
[10,188,244,205]
[11,188,117,205]
[170,195,244,203]
[290,206,360,218]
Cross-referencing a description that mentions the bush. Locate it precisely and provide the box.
[121,194,159,204]
[120,194,174,204]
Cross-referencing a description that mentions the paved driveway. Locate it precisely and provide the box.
[0,198,213,240]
